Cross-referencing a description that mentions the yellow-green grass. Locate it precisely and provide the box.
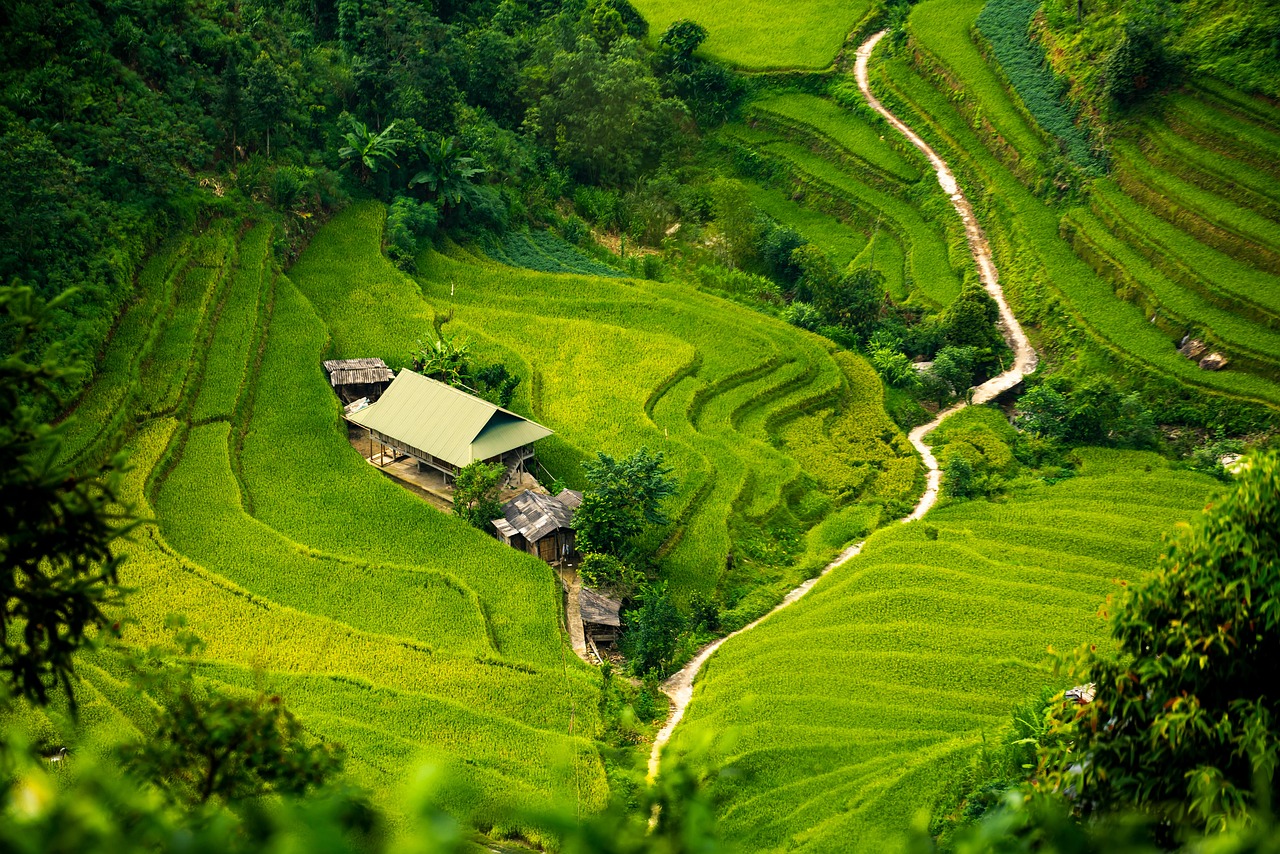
[740,181,870,270]
[1063,206,1280,373]
[1111,138,1280,268]
[754,137,964,306]
[59,236,189,465]
[873,48,1280,405]
[1089,181,1280,325]
[668,450,1218,852]
[136,221,237,417]
[191,223,273,423]
[908,0,1048,168]
[630,0,874,71]
[750,92,924,183]
[287,202,917,607]
[1168,90,1280,182]
[41,219,610,837]
[1135,115,1280,217]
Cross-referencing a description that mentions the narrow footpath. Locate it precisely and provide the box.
[646,29,1038,779]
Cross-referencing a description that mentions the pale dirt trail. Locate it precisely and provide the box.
[646,30,1037,780]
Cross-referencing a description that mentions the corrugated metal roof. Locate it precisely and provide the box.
[322,358,394,387]
[498,490,575,542]
[580,587,621,627]
[323,358,389,372]
[348,371,552,468]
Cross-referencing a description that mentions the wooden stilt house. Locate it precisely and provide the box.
[346,370,552,482]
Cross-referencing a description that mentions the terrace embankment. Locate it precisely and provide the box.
[648,28,1038,780]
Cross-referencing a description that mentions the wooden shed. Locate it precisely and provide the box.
[580,587,622,644]
[492,489,582,565]
[323,358,395,403]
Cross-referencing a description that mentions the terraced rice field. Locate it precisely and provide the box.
[869,0,1280,405]
[294,203,919,615]
[34,200,923,825]
[728,91,965,309]
[629,0,876,70]
[38,220,610,841]
[668,449,1219,852]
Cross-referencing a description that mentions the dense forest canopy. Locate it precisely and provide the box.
[0,0,739,403]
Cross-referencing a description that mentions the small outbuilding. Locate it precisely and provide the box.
[493,489,583,565]
[579,587,622,645]
[323,358,395,404]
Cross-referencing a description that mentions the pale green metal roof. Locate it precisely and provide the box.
[348,370,551,468]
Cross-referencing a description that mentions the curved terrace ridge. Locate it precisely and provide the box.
[647,28,1039,780]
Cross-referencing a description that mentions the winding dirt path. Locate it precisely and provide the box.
[646,30,1037,780]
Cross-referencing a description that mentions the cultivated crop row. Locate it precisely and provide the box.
[671,451,1218,852]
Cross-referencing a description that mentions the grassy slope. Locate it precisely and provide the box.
[630,0,874,70]
[724,89,964,310]
[671,449,1217,852]
[293,202,918,613]
[45,220,609,842]
[880,0,1280,406]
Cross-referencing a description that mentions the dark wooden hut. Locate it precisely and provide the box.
[492,489,582,565]
[579,587,621,644]
[323,358,395,403]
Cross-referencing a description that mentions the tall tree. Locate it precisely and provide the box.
[453,461,506,531]
[573,448,677,559]
[0,286,132,708]
[1043,451,1280,830]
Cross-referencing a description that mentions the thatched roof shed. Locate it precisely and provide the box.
[323,358,395,403]
[580,587,621,628]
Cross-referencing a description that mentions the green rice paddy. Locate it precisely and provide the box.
[669,449,1219,852]
[629,0,875,70]
[34,194,921,834]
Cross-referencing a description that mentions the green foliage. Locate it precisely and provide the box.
[931,687,1061,846]
[709,178,764,269]
[575,449,678,560]
[976,0,1097,168]
[409,137,484,210]
[452,462,506,532]
[1015,377,1158,449]
[657,21,709,74]
[621,582,685,675]
[386,196,440,270]
[580,553,645,601]
[411,333,473,386]
[869,340,921,390]
[815,266,887,340]
[0,287,131,708]
[529,36,684,186]
[124,653,343,805]
[1104,18,1176,111]
[338,119,404,181]
[1042,451,1280,830]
